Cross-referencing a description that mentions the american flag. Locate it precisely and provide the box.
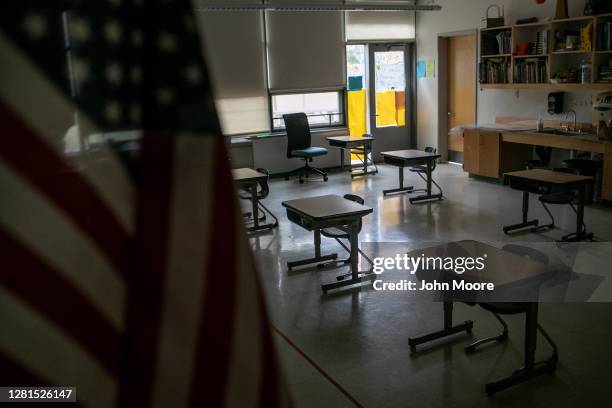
[0,1,292,407]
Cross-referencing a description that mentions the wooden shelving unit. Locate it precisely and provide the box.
[479,13,612,90]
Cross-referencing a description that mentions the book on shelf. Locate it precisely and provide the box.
[599,21,612,51]
[479,58,511,84]
[495,31,512,55]
[514,58,548,84]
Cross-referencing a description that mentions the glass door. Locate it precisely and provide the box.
[368,44,410,155]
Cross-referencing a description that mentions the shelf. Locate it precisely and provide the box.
[480,83,612,90]
[551,16,596,24]
[552,50,593,54]
[514,21,551,29]
[595,50,612,54]
[481,54,512,58]
[514,54,549,59]
[481,25,513,32]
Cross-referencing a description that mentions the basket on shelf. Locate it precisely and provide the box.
[484,5,505,29]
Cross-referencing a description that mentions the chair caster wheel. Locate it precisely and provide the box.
[317,263,326,269]
[285,176,289,181]
[465,345,476,354]
[299,179,304,184]
[410,345,416,353]
[323,176,328,182]
[336,276,345,281]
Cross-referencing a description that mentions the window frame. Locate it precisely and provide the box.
[268,89,348,133]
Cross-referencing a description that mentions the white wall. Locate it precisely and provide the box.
[416,0,594,150]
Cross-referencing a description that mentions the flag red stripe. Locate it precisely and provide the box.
[118,132,174,407]
[190,140,238,407]
[0,103,128,275]
[0,227,121,376]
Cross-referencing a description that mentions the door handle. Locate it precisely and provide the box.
[448,112,455,117]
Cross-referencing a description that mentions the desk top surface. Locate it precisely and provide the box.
[505,169,593,185]
[327,135,374,143]
[381,150,440,160]
[409,240,552,287]
[232,168,267,182]
[282,194,373,220]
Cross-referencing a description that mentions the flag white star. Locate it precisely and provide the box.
[157,87,174,106]
[72,58,91,84]
[71,18,91,43]
[185,65,202,84]
[105,21,122,44]
[106,63,123,85]
[158,32,177,53]
[131,30,143,48]
[23,14,46,39]
[130,66,142,84]
[105,101,122,123]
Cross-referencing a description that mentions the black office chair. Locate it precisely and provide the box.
[526,146,552,169]
[320,194,373,280]
[532,167,587,240]
[238,168,278,228]
[409,147,443,196]
[283,113,329,183]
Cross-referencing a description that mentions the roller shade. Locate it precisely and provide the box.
[196,11,270,135]
[345,11,415,41]
[266,11,346,93]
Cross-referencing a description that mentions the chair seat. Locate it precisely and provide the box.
[321,227,348,239]
[291,147,328,158]
[539,192,575,205]
[409,165,427,173]
[480,303,528,315]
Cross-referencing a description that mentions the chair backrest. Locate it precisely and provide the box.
[343,194,365,233]
[424,146,438,171]
[255,168,270,199]
[535,146,552,166]
[283,113,311,158]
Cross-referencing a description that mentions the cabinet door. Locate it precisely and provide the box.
[478,131,500,178]
[463,130,480,174]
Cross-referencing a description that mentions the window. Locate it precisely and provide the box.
[271,91,345,131]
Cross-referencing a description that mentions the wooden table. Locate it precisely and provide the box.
[381,150,442,203]
[504,169,594,242]
[282,194,374,292]
[407,240,557,395]
[326,135,378,178]
[232,168,275,232]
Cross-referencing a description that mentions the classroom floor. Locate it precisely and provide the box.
[246,163,612,408]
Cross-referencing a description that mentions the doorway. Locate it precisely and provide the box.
[346,42,415,162]
[438,32,477,163]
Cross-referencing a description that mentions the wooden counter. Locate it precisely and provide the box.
[462,129,612,201]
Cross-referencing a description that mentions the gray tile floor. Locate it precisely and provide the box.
[246,163,612,408]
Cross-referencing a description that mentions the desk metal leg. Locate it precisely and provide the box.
[349,142,378,178]
[383,167,414,196]
[485,303,557,396]
[340,149,345,170]
[287,229,338,270]
[246,184,278,233]
[408,302,473,352]
[410,160,443,204]
[560,184,593,242]
[321,221,376,293]
[503,191,539,234]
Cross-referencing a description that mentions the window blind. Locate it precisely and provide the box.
[345,11,415,41]
[196,11,270,135]
[266,11,346,93]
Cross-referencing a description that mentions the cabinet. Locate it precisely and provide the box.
[463,130,500,178]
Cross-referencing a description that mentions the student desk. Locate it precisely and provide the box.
[381,150,442,202]
[407,240,557,395]
[326,135,377,178]
[232,168,276,232]
[504,169,594,242]
[282,194,374,293]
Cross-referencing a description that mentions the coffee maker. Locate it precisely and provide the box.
[593,92,612,127]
